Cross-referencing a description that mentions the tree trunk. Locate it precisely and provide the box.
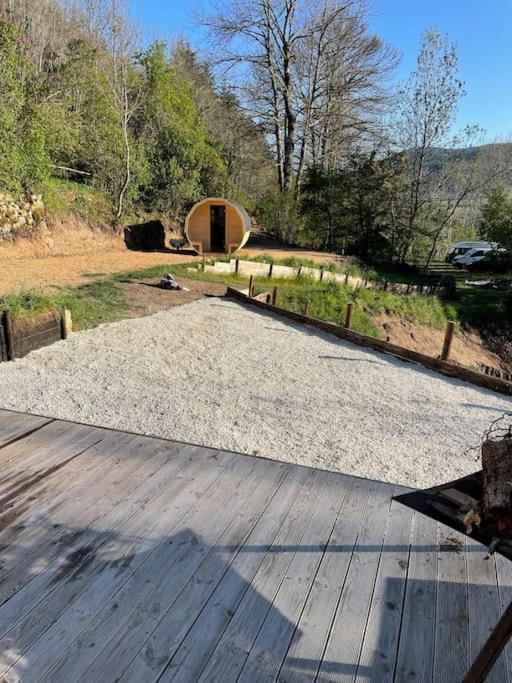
[483,438,512,537]
[116,81,131,219]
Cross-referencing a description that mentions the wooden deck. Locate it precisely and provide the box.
[0,409,511,682]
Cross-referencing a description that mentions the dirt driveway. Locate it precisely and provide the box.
[0,246,339,295]
[0,251,200,295]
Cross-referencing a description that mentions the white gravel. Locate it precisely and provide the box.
[0,298,510,488]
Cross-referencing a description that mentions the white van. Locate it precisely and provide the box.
[445,241,497,263]
[454,247,507,269]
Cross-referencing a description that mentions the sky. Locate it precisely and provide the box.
[130,0,512,143]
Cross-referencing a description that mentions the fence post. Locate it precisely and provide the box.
[202,255,206,271]
[303,299,309,316]
[320,268,324,282]
[345,273,349,285]
[271,286,278,306]
[60,306,67,340]
[344,302,354,329]
[2,311,14,361]
[248,275,253,297]
[441,321,455,361]
[297,265,302,278]
[235,258,240,275]
[60,306,73,340]
[269,261,274,278]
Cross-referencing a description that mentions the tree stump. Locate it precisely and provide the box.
[483,437,512,536]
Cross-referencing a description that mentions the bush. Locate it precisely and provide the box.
[0,22,49,193]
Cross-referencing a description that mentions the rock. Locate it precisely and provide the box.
[31,200,45,219]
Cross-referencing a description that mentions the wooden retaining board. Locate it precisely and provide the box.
[0,323,7,362]
[0,408,509,682]
[11,315,62,359]
[0,312,64,362]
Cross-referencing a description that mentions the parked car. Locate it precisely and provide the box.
[466,249,512,272]
[445,241,497,263]
[452,247,495,268]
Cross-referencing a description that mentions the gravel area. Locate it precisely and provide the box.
[0,298,510,487]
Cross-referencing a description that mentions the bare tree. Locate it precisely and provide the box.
[99,0,141,217]
[201,0,396,192]
[295,0,397,184]
[389,29,485,266]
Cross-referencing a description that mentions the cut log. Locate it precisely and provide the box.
[439,488,479,511]
[482,438,512,537]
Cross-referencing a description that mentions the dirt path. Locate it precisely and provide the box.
[0,249,339,296]
[117,277,227,317]
[0,251,199,294]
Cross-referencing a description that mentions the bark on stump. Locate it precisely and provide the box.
[483,438,512,536]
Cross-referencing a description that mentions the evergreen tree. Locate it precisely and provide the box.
[480,187,512,251]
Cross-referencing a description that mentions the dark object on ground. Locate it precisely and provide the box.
[124,221,166,251]
[159,273,182,290]
[465,278,499,288]
[170,237,188,251]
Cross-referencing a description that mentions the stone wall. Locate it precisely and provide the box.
[0,192,45,239]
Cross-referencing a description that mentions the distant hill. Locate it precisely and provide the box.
[425,142,512,174]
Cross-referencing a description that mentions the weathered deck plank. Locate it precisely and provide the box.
[316,482,394,682]
[197,468,328,683]
[354,489,414,682]
[0,409,509,683]
[394,511,438,682]
[433,526,470,683]
[0,444,212,676]
[0,410,52,449]
[466,538,509,683]
[277,476,370,683]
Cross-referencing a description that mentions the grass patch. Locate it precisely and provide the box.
[101,260,457,335]
[372,260,512,327]
[42,177,114,224]
[0,290,59,322]
[55,281,129,330]
[260,280,454,337]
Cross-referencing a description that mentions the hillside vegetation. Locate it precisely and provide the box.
[0,2,273,225]
[2,2,512,267]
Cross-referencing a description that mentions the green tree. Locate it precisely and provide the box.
[135,41,227,216]
[0,21,49,193]
[479,187,512,251]
[42,38,126,199]
[258,189,301,245]
[297,156,399,258]
[299,166,347,251]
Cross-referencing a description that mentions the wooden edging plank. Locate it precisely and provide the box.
[226,287,512,397]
